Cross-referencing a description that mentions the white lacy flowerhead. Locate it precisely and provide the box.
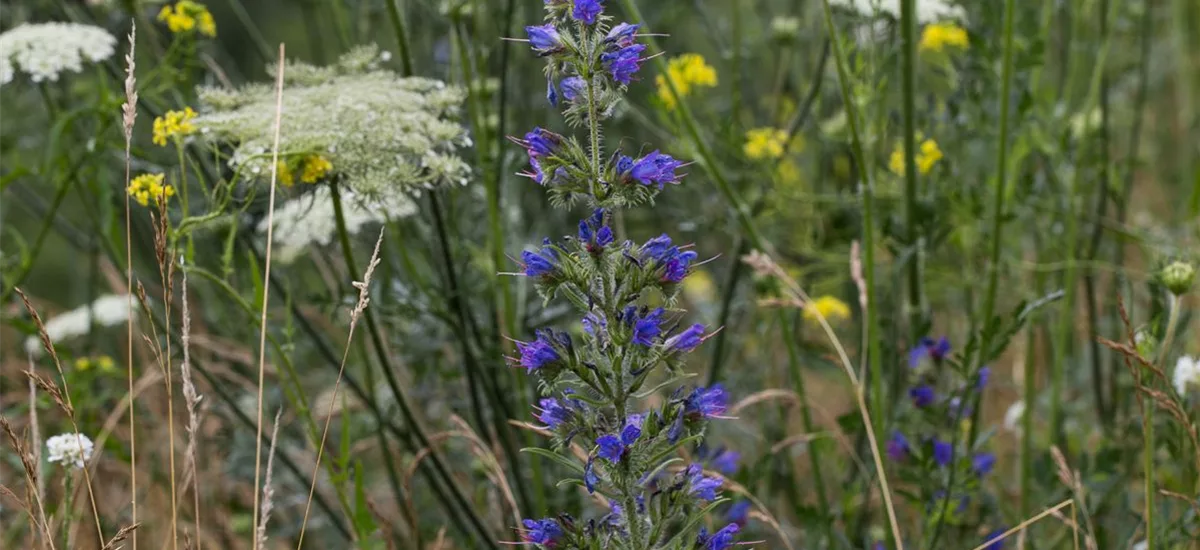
[0,22,117,85]
[1003,400,1025,433]
[23,294,131,356]
[46,433,95,469]
[829,0,967,23]
[1174,356,1199,396]
[258,185,417,264]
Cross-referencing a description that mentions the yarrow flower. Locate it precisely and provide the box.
[127,173,175,207]
[742,127,789,160]
[22,295,131,356]
[46,433,94,469]
[0,22,116,85]
[803,295,851,324]
[1174,356,1199,396]
[889,137,944,176]
[655,53,718,110]
[152,107,198,146]
[919,21,969,53]
[158,1,217,37]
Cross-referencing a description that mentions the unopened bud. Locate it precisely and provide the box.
[1161,260,1195,296]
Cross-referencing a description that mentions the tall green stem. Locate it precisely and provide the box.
[385,0,416,76]
[899,0,924,340]
[781,311,831,545]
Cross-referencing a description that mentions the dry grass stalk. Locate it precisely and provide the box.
[15,289,106,545]
[29,371,43,516]
[739,250,904,548]
[149,167,180,550]
[1050,446,1098,550]
[251,43,287,550]
[297,228,385,548]
[103,523,142,550]
[365,496,399,550]
[969,499,1073,550]
[0,415,53,548]
[728,389,799,415]
[180,269,204,548]
[257,408,283,549]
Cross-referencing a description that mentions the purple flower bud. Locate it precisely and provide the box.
[584,456,599,493]
[726,500,751,527]
[631,307,665,346]
[571,0,603,24]
[909,384,935,407]
[600,43,646,84]
[620,414,644,446]
[932,438,953,467]
[535,398,572,429]
[525,24,562,53]
[604,22,640,47]
[972,452,996,477]
[686,463,723,501]
[515,330,562,371]
[684,384,728,418]
[665,323,706,353]
[520,518,563,546]
[546,76,559,106]
[697,523,740,550]
[909,336,951,367]
[596,433,624,462]
[976,366,991,391]
[887,431,910,461]
[981,528,1006,550]
[560,76,587,102]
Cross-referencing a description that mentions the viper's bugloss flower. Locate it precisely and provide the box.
[621,414,645,444]
[560,76,586,102]
[597,415,643,462]
[887,431,910,461]
[522,238,559,277]
[518,127,564,158]
[582,311,607,337]
[910,384,935,407]
[546,76,559,106]
[605,22,640,47]
[981,528,1006,550]
[932,438,952,467]
[630,307,665,346]
[516,330,562,371]
[535,398,573,429]
[684,385,728,418]
[726,500,751,527]
[909,336,951,367]
[525,24,562,53]
[520,518,563,546]
[601,43,646,84]
[697,523,740,550]
[578,209,614,251]
[711,448,740,475]
[663,251,697,283]
[686,463,723,501]
[572,0,603,24]
[666,324,706,352]
[972,452,996,477]
[976,366,991,391]
[627,150,684,188]
[584,456,599,493]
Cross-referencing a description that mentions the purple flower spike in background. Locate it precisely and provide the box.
[909,384,936,407]
[887,431,910,461]
[932,438,953,467]
[909,336,951,367]
[972,452,996,477]
[981,528,1007,550]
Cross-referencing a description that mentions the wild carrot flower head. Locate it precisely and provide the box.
[0,22,116,85]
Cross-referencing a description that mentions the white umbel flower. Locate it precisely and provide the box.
[23,294,132,356]
[1132,542,1147,550]
[830,0,967,23]
[46,433,95,469]
[1003,400,1025,433]
[259,186,417,264]
[1174,356,1199,396]
[0,23,117,85]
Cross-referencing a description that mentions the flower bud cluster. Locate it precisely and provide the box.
[510,2,739,548]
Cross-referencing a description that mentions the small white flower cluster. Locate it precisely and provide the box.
[46,432,95,469]
[23,294,131,356]
[195,44,471,197]
[1003,400,1025,433]
[0,22,117,85]
[830,0,967,23]
[258,186,417,264]
[1174,355,1199,397]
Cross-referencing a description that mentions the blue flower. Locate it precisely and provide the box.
[726,500,751,527]
[909,384,935,407]
[686,463,723,501]
[520,156,547,185]
[976,366,991,391]
[932,438,953,467]
[521,238,559,277]
[697,523,740,550]
[981,528,1006,550]
[662,250,697,282]
[665,323,706,352]
[546,76,559,107]
[525,24,562,53]
[516,330,562,371]
[519,127,563,158]
[535,398,572,429]
[571,0,602,24]
[909,336,951,367]
[711,448,740,475]
[582,311,607,337]
[520,518,563,546]
[578,209,614,251]
[596,434,625,462]
[684,385,728,418]
[626,150,685,188]
[639,233,675,261]
[601,43,646,84]
[972,452,996,477]
[604,22,640,47]
[615,154,634,174]
[631,307,665,346]
[620,414,644,445]
[584,456,599,493]
[560,76,586,102]
[886,431,910,461]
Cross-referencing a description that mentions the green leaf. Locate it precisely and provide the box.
[352,462,378,538]
[521,447,585,475]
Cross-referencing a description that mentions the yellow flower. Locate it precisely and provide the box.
[777,157,803,187]
[74,355,116,372]
[803,295,851,324]
[127,173,175,207]
[96,356,116,372]
[300,155,333,183]
[919,22,969,54]
[152,107,197,146]
[158,1,217,37]
[655,53,718,110]
[75,357,92,371]
[276,160,294,187]
[889,137,943,176]
[743,127,788,160]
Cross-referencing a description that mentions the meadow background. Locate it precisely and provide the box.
[1,0,1198,548]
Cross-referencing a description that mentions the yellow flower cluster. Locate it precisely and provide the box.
[158,1,217,37]
[889,138,944,176]
[743,127,791,160]
[152,107,198,146]
[75,355,116,372]
[655,54,717,110]
[919,22,969,53]
[277,155,334,187]
[803,295,851,324]
[128,173,175,207]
